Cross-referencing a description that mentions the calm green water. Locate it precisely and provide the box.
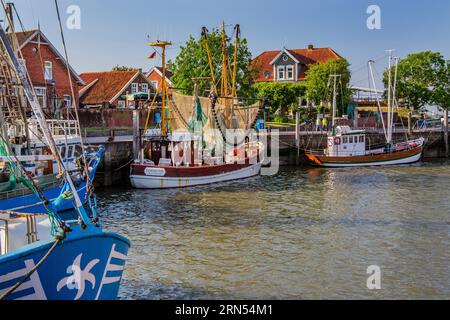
[98,161,450,300]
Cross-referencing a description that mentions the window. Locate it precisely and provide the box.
[74,145,83,158]
[359,136,365,143]
[142,83,149,93]
[131,83,138,94]
[44,61,52,80]
[117,100,126,108]
[286,65,294,80]
[264,70,270,79]
[67,146,74,159]
[35,87,47,109]
[60,146,66,160]
[151,81,158,90]
[63,95,72,108]
[349,136,353,144]
[343,137,348,144]
[277,66,285,80]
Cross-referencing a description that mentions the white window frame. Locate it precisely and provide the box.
[131,83,138,94]
[286,65,294,80]
[277,66,285,81]
[151,81,158,90]
[44,61,53,81]
[117,100,126,108]
[141,83,149,93]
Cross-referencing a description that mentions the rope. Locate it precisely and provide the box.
[0,235,62,301]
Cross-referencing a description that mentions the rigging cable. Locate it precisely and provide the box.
[54,0,91,189]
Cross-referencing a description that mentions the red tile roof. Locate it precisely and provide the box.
[252,46,342,82]
[79,71,139,105]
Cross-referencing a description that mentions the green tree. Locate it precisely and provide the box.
[304,59,351,116]
[112,65,136,71]
[253,82,305,115]
[383,51,447,110]
[431,59,450,111]
[169,29,255,97]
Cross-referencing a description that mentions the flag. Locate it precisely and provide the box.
[148,52,156,59]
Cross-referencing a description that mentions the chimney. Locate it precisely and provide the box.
[307,43,314,50]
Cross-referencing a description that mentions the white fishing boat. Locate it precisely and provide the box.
[306,51,424,167]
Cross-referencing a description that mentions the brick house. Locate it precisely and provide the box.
[146,66,172,92]
[252,44,342,83]
[16,29,84,112]
[79,69,154,109]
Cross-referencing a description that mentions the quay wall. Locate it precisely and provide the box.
[78,111,449,186]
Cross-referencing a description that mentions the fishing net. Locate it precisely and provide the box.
[170,91,262,148]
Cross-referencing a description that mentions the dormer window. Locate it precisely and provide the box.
[286,65,294,80]
[131,83,138,94]
[277,66,285,80]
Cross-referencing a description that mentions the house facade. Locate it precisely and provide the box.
[252,44,342,83]
[79,69,154,109]
[16,29,84,112]
[146,66,172,92]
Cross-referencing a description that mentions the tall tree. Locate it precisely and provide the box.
[431,57,450,156]
[169,28,255,97]
[304,59,351,116]
[383,51,447,110]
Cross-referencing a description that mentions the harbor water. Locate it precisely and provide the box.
[98,160,450,300]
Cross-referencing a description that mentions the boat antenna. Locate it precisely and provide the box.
[148,40,172,136]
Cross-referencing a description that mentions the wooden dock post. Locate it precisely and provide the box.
[295,112,300,165]
[445,108,449,157]
[132,109,140,160]
[408,112,413,135]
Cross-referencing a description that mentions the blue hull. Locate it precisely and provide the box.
[0,227,130,300]
[0,183,88,214]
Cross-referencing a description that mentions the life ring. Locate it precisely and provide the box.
[334,137,342,145]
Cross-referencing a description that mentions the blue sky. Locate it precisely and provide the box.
[9,0,450,88]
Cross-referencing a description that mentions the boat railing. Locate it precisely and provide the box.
[0,179,63,201]
[0,217,8,255]
[29,119,80,139]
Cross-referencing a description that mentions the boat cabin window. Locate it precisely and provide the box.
[67,146,74,159]
[349,136,354,144]
[359,136,365,143]
[343,137,348,144]
[60,146,66,160]
[74,145,83,158]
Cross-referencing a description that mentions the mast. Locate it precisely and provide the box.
[368,60,388,140]
[330,74,340,135]
[386,49,395,145]
[231,24,240,98]
[201,27,217,95]
[149,40,172,136]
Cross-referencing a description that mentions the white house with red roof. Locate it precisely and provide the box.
[252,44,342,83]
